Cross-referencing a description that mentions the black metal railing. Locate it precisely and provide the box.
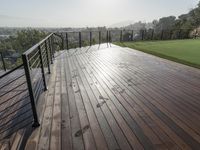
[0,64,33,140]
[0,52,22,73]
[0,33,63,140]
[21,33,61,127]
[111,29,193,42]
[52,29,194,51]
[55,30,109,50]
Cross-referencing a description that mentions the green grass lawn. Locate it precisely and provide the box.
[115,39,200,69]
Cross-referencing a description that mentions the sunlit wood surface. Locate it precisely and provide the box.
[25,44,200,150]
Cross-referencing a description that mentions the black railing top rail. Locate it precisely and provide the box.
[0,64,23,79]
[53,32,63,38]
[23,33,53,56]
[21,32,59,127]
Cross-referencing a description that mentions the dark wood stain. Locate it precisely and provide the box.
[24,44,200,150]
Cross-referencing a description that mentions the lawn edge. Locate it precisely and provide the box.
[115,42,200,69]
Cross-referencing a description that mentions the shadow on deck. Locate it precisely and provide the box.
[25,44,200,150]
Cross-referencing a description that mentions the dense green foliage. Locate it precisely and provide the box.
[0,29,47,69]
[0,29,47,54]
[116,39,200,69]
[152,2,200,38]
[123,1,200,39]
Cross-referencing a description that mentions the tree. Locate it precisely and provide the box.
[12,29,47,54]
[0,29,48,69]
[154,16,176,31]
[0,29,47,54]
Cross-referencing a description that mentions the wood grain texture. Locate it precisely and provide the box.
[25,44,200,150]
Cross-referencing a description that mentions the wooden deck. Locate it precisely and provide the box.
[25,44,200,150]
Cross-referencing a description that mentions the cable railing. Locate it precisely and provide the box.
[114,28,193,41]
[54,29,194,50]
[0,33,63,141]
[21,33,61,127]
[0,52,22,75]
[0,64,32,140]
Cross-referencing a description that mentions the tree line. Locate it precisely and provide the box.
[122,1,200,40]
[0,29,47,69]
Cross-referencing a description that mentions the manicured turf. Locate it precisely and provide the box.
[116,39,200,69]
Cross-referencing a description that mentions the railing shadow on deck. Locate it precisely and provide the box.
[0,33,63,143]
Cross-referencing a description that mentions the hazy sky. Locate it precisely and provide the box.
[0,0,199,27]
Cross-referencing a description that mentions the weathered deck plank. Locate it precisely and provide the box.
[70,53,109,150]
[61,54,73,150]
[87,47,200,146]
[76,53,167,149]
[25,44,200,150]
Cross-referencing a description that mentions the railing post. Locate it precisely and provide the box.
[61,33,65,50]
[45,40,51,74]
[106,30,108,44]
[108,31,110,43]
[22,54,40,127]
[144,30,146,40]
[79,32,82,48]
[186,29,190,39]
[160,30,164,40]
[38,46,48,91]
[170,30,173,40]
[109,30,111,43]
[48,38,53,64]
[0,52,6,71]
[141,30,144,40]
[90,31,92,46]
[66,32,69,50]
[99,31,101,45]
[131,30,134,41]
[120,30,123,42]
[151,29,154,40]
[178,29,182,39]
[51,35,55,58]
